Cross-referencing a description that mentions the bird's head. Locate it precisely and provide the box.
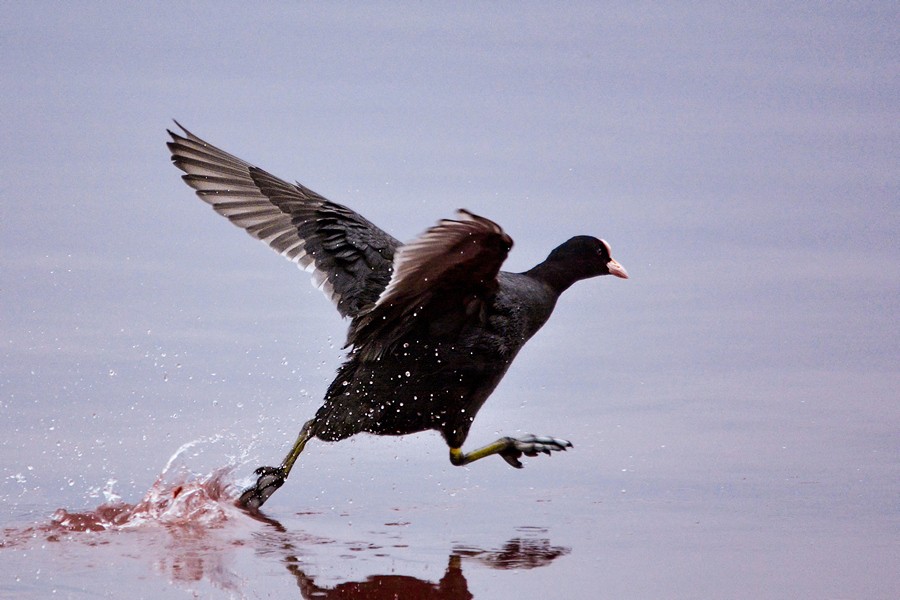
[548,236,629,280]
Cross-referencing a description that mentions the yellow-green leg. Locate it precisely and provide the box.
[449,434,572,469]
[238,419,315,510]
[280,418,315,475]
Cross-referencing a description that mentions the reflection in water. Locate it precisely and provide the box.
[2,442,570,598]
[285,536,570,599]
[289,554,470,599]
[248,509,570,599]
[454,534,570,570]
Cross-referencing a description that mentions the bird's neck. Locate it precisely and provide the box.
[524,260,578,295]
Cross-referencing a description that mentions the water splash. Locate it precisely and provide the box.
[2,435,251,546]
[55,436,246,533]
[50,467,237,533]
[1,436,255,595]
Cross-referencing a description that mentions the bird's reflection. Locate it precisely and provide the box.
[288,555,470,600]
[250,512,570,600]
[453,535,570,570]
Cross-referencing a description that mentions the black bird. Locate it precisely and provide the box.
[167,124,628,510]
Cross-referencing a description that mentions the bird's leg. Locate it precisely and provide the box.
[238,418,315,510]
[448,434,573,469]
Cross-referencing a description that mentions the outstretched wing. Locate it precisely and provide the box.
[167,123,400,318]
[348,210,513,358]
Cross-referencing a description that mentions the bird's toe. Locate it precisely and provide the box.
[237,466,285,511]
[498,435,572,468]
[513,435,573,457]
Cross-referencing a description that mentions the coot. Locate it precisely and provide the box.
[167,123,628,510]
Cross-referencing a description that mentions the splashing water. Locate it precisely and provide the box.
[50,468,237,533]
[0,436,266,595]
[4,436,250,544]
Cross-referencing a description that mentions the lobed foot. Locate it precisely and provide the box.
[500,434,573,468]
[237,466,285,511]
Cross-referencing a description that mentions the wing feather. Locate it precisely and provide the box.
[167,123,399,317]
[348,210,513,357]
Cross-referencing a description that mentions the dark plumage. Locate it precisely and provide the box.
[167,123,628,510]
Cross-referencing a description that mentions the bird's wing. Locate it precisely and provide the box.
[167,123,400,318]
[348,210,513,358]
